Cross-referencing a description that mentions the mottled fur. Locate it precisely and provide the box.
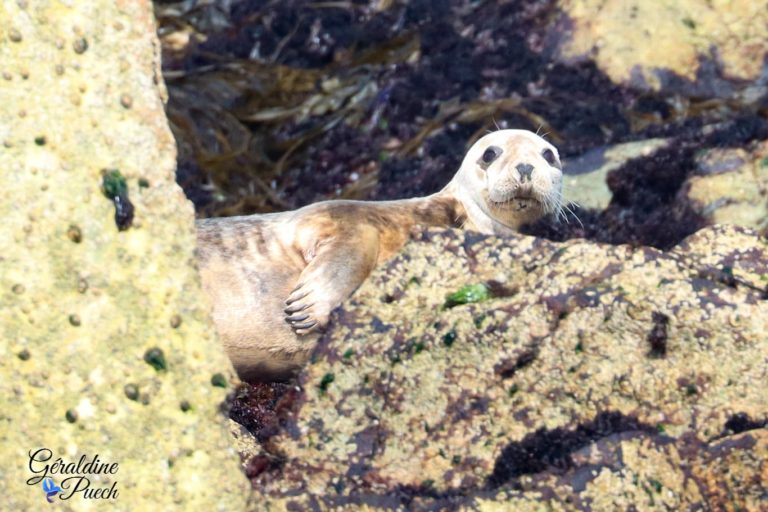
[196,130,562,381]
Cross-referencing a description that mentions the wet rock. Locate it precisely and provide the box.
[0,1,248,509]
[251,225,768,509]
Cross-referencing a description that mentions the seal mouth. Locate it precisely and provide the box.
[489,196,541,212]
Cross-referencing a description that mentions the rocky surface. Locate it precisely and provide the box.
[528,118,768,249]
[248,225,768,510]
[0,1,248,509]
[556,0,768,98]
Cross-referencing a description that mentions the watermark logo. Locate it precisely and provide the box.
[42,477,62,503]
[27,448,119,503]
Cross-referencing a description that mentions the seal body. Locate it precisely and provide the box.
[197,197,463,380]
[196,130,563,381]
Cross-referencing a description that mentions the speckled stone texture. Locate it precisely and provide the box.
[556,0,768,97]
[0,1,248,510]
[253,225,768,510]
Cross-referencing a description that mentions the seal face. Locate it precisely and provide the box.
[453,129,563,234]
[196,130,562,381]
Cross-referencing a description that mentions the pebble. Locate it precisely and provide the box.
[120,93,133,109]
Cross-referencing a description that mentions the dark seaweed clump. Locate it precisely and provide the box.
[228,382,290,442]
[487,411,654,486]
[523,116,768,249]
[158,1,627,215]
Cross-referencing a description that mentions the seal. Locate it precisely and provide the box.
[196,129,563,381]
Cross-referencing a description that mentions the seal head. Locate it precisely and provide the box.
[452,129,563,234]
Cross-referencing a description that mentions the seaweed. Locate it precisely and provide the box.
[444,283,490,309]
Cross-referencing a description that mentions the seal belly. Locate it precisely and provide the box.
[196,217,310,380]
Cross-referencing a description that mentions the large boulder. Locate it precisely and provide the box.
[0,1,248,509]
[553,0,768,98]
[251,225,768,510]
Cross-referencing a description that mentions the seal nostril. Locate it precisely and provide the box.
[516,163,534,181]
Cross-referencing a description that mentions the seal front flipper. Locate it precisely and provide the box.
[284,225,379,336]
[284,283,319,333]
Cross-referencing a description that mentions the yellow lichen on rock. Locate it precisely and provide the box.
[683,141,768,234]
[253,225,768,509]
[0,1,248,510]
[559,0,768,90]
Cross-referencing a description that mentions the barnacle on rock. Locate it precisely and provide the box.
[143,348,167,372]
[211,373,228,388]
[101,169,134,230]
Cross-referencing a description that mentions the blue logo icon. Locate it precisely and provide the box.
[42,477,61,503]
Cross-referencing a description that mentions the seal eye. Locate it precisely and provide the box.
[481,146,501,165]
[542,148,558,167]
